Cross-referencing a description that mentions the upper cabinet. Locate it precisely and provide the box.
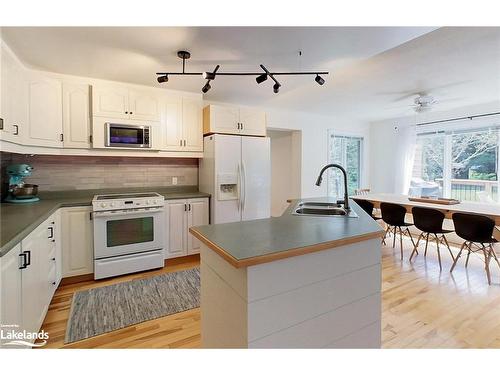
[26,73,63,148]
[203,104,266,137]
[93,85,160,122]
[63,82,91,148]
[162,96,203,152]
[1,43,27,143]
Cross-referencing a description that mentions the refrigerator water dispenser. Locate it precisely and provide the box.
[217,173,239,201]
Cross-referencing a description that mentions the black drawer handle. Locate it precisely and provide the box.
[25,250,31,267]
[48,227,54,239]
[19,253,28,269]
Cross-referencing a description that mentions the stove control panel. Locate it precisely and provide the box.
[92,193,164,212]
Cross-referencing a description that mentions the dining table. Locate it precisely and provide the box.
[351,193,500,239]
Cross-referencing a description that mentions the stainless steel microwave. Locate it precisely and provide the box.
[105,123,151,148]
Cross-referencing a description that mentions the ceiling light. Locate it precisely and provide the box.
[273,83,281,94]
[202,82,211,93]
[202,71,216,80]
[157,74,168,83]
[315,74,325,85]
[256,73,268,84]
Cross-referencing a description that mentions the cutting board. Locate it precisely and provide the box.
[408,196,461,205]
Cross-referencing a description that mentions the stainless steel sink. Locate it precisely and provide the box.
[298,202,340,208]
[293,201,358,218]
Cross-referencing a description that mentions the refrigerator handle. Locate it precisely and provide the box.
[241,162,247,212]
[237,163,241,211]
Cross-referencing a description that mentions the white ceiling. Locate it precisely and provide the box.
[3,26,498,122]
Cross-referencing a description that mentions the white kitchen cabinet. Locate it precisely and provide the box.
[0,243,23,347]
[26,73,63,147]
[162,97,203,152]
[182,98,203,152]
[61,207,94,277]
[1,43,27,144]
[165,200,188,258]
[239,107,267,136]
[187,198,210,255]
[128,89,160,121]
[62,82,91,148]
[203,104,266,137]
[92,85,160,121]
[165,198,209,258]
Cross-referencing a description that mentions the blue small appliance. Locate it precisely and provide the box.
[4,164,40,203]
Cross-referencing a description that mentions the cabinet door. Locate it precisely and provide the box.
[206,105,239,135]
[129,89,160,121]
[1,45,27,144]
[92,85,129,119]
[63,82,91,148]
[182,98,203,152]
[0,244,23,347]
[27,74,63,147]
[162,96,183,151]
[61,207,94,277]
[187,198,209,255]
[239,107,266,136]
[165,200,188,258]
[20,224,46,338]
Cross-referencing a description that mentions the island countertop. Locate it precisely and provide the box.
[189,197,384,268]
[0,186,210,257]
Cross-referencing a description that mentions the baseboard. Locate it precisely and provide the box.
[60,273,94,286]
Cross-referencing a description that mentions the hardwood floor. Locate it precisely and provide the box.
[37,239,500,349]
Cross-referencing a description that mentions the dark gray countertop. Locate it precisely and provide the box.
[190,197,384,268]
[0,186,210,257]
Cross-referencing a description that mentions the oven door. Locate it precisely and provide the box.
[105,123,151,148]
[93,207,164,259]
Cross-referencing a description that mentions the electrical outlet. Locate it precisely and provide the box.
[172,177,178,185]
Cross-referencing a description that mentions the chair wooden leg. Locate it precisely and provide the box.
[409,232,423,262]
[399,227,404,260]
[424,233,430,257]
[450,242,466,273]
[405,228,416,249]
[381,226,391,246]
[482,245,492,285]
[465,242,471,268]
[392,226,397,248]
[434,234,442,271]
[441,235,455,262]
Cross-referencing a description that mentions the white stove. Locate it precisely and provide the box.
[92,192,165,279]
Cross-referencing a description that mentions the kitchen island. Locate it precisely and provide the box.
[189,197,384,348]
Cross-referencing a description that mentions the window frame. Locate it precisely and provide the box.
[326,130,365,197]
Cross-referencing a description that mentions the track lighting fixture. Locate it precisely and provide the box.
[202,82,211,93]
[157,74,168,83]
[156,51,329,94]
[256,73,268,84]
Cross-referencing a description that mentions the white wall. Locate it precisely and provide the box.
[269,130,301,216]
[369,100,500,193]
[265,108,370,198]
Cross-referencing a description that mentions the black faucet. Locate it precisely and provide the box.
[315,164,350,210]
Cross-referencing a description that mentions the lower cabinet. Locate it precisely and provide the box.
[165,198,209,259]
[0,213,60,348]
[61,206,94,277]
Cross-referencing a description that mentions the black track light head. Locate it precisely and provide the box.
[157,74,169,83]
[256,73,268,84]
[273,82,281,94]
[202,81,211,93]
[315,74,325,85]
[202,71,216,80]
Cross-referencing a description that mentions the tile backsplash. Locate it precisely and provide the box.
[2,153,199,192]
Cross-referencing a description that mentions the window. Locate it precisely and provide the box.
[411,127,499,202]
[327,132,363,198]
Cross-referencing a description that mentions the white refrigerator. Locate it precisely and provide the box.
[199,134,270,224]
